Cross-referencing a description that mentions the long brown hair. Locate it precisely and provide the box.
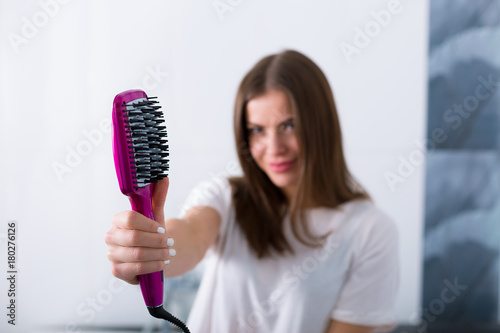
[229,50,369,258]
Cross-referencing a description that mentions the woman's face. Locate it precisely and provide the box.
[246,89,300,199]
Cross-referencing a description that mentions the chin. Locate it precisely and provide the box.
[268,175,297,189]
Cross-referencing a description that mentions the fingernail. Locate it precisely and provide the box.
[157,227,166,234]
[167,238,174,247]
[169,249,176,257]
[164,260,170,265]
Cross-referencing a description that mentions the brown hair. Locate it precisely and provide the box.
[229,50,369,258]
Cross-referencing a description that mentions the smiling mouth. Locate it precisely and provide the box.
[268,160,296,172]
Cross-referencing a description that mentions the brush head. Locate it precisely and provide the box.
[112,90,169,196]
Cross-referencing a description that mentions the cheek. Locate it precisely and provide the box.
[249,144,261,162]
[289,136,300,154]
[249,137,260,154]
[249,142,267,168]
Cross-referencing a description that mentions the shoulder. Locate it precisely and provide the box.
[337,199,399,253]
[180,177,233,217]
[341,199,397,232]
[189,176,232,200]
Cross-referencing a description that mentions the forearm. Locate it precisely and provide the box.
[162,218,205,278]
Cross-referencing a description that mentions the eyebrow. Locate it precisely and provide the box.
[246,116,295,127]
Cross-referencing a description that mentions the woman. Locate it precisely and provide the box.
[105,50,399,333]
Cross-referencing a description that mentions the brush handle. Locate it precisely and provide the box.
[129,192,164,308]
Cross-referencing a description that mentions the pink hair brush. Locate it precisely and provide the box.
[112,89,190,332]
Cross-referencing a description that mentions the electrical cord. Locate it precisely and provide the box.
[147,306,191,333]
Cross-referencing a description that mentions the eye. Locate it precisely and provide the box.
[247,126,263,135]
[281,119,295,131]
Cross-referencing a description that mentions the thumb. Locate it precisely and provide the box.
[152,177,169,227]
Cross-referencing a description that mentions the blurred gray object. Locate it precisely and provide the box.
[424,0,500,322]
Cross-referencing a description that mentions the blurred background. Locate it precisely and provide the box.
[0,0,498,332]
[424,0,500,325]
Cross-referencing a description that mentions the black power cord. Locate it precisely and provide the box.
[147,306,191,333]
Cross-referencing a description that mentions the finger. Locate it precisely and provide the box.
[108,244,175,263]
[112,210,165,234]
[111,229,171,248]
[112,260,169,281]
[152,177,169,227]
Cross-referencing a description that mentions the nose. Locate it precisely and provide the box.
[266,130,286,156]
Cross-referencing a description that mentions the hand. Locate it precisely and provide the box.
[105,178,175,284]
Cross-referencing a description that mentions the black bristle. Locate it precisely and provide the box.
[123,97,169,188]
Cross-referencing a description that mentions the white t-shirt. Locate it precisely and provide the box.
[180,178,399,333]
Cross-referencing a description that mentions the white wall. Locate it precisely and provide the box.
[0,0,428,331]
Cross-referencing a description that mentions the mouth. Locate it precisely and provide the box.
[268,159,296,173]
